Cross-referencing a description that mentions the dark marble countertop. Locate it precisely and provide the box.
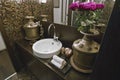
[15,39,91,80]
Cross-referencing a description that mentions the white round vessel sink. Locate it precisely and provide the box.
[32,38,62,58]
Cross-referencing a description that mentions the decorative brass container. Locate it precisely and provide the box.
[24,27,40,40]
[23,16,40,40]
[70,31,100,73]
[40,15,48,22]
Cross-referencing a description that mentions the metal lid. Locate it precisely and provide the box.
[24,16,37,28]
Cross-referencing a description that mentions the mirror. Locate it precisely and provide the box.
[53,0,115,29]
[53,0,69,25]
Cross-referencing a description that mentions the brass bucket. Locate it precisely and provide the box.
[23,26,40,40]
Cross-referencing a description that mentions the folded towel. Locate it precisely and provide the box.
[51,55,66,69]
[53,55,66,65]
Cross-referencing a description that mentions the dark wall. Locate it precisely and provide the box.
[91,0,120,80]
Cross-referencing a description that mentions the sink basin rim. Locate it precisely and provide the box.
[32,38,62,58]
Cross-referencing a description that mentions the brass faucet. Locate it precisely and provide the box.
[48,23,58,41]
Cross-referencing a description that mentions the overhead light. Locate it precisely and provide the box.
[39,0,47,4]
[41,0,47,3]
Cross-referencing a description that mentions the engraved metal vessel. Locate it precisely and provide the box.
[23,16,40,40]
[71,30,100,73]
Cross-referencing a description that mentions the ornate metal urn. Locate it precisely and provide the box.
[23,16,40,41]
[70,30,100,73]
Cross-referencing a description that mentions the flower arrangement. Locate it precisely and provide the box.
[69,0,104,33]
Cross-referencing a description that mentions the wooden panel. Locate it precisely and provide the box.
[28,60,63,80]
[0,50,16,80]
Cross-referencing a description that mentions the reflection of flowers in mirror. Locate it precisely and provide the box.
[69,0,104,33]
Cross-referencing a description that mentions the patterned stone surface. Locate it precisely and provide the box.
[0,0,53,47]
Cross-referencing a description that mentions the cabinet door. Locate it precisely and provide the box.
[0,32,17,80]
[28,60,64,80]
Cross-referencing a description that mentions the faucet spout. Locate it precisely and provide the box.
[48,23,58,41]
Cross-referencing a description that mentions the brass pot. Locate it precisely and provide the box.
[23,26,40,40]
[70,31,100,73]
[23,16,40,40]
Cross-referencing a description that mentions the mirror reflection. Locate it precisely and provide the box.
[53,0,115,30]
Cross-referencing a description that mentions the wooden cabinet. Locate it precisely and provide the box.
[15,40,91,80]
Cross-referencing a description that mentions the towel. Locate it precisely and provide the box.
[51,55,66,69]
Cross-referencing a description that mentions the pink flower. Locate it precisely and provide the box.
[69,1,105,32]
[69,1,80,10]
[79,2,97,11]
[89,2,97,10]
[69,1,104,11]
[79,2,89,9]
[96,3,104,9]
